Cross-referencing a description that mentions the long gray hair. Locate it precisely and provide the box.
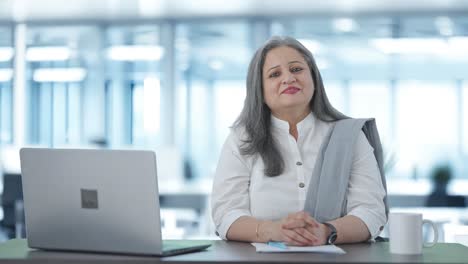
[233,36,348,177]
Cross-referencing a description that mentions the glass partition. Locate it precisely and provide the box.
[463,82,468,156]
[0,26,13,144]
[175,21,252,178]
[105,25,163,148]
[26,25,100,147]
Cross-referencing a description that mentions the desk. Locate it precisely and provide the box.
[0,239,467,264]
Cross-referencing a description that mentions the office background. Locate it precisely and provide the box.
[0,0,467,242]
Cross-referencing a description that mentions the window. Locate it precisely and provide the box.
[463,82,468,156]
[214,80,246,153]
[106,25,163,147]
[395,81,458,179]
[349,82,391,143]
[26,25,100,147]
[324,81,347,115]
[175,21,251,178]
[131,77,161,146]
[0,26,13,143]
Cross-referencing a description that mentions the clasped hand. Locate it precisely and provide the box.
[273,211,328,246]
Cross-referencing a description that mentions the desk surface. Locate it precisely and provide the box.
[0,239,467,264]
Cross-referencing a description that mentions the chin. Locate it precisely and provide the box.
[281,99,308,108]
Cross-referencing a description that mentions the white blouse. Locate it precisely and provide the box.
[211,113,387,240]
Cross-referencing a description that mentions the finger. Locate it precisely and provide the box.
[303,225,327,246]
[282,228,314,246]
[297,227,320,243]
[296,211,320,228]
[281,218,307,229]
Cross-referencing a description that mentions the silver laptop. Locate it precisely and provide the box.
[19,148,211,256]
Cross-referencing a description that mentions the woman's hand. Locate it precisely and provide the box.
[272,211,329,246]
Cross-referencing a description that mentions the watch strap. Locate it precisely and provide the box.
[323,222,337,245]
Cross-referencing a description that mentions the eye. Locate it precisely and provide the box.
[291,67,303,73]
[269,71,280,78]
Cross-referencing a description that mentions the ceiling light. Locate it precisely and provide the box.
[26,46,71,61]
[33,68,86,82]
[370,38,447,54]
[297,39,321,54]
[333,18,358,33]
[107,45,164,61]
[0,47,14,62]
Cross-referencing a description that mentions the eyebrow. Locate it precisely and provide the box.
[266,60,305,72]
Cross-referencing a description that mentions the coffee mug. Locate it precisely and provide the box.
[389,212,438,255]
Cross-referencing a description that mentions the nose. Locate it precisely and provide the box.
[282,73,296,85]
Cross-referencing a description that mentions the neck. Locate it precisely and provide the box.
[272,107,311,127]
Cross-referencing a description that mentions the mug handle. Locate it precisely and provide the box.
[422,219,438,247]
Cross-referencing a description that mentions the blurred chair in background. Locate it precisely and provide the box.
[0,145,25,239]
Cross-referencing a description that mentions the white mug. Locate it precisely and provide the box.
[389,212,438,255]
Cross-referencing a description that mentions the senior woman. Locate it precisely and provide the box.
[211,36,387,246]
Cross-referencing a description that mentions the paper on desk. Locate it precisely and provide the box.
[251,243,346,254]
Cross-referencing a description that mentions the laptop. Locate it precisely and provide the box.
[19,148,211,256]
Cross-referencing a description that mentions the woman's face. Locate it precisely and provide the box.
[262,46,314,117]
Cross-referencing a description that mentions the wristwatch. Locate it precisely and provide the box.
[323,222,337,245]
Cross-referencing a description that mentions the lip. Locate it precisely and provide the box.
[281,86,301,94]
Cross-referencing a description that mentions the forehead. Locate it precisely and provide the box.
[263,46,306,68]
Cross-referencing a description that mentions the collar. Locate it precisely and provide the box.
[270,112,315,133]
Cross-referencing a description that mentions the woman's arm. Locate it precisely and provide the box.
[280,212,370,245]
[211,130,253,240]
[327,215,370,243]
[226,216,272,242]
[227,214,323,245]
[344,131,387,240]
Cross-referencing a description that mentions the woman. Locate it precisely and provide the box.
[211,36,387,246]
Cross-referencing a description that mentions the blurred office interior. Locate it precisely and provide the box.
[0,0,467,244]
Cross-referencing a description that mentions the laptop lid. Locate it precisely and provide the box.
[19,148,210,256]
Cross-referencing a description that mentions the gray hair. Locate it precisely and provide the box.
[234,36,348,177]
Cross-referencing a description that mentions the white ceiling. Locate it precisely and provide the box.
[2,0,468,22]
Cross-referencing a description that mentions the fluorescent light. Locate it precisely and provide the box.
[0,68,13,82]
[333,18,358,33]
[26,46,71,61]
[0,47,14,62]
[297,39,321,54]
[33,68,86,82]
[370,38,447,54]
[107,45,164,61]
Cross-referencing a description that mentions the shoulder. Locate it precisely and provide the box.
[312,113,335,134]
[229,125,249,143]
[222,126,252,155]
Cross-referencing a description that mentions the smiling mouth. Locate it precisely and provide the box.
[282,87,300,94]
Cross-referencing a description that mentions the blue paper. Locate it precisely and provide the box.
[267,241,288,249]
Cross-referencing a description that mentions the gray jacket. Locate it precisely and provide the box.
[303,118,389,222]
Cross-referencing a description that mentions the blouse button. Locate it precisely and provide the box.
[299,182,305,188]
[296,161,303,166]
